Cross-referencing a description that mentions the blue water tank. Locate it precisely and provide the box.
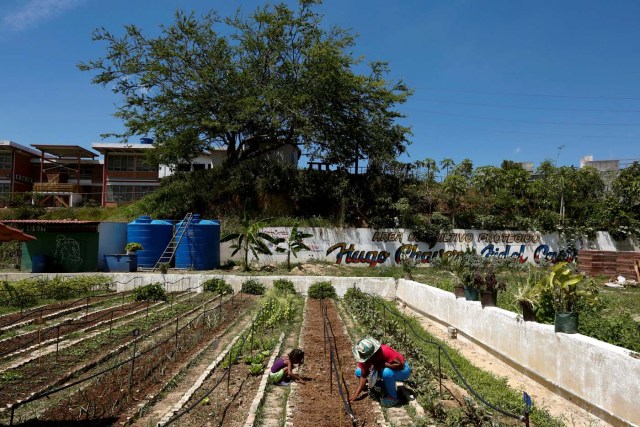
[175,215,220,270]
[127,216,174,268]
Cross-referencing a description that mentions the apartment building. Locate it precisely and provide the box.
[91,140,159,207]
[0,140,40,205]
[0,138,301,207]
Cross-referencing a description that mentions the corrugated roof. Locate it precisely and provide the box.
[2,219,100,224]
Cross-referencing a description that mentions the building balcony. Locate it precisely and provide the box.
[33,183,81,193]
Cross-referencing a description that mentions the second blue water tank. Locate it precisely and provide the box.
[175,215,220,270]
[127,216,174,268]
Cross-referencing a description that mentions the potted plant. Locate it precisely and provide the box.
[474,265,506,307]
[544,262,599,333]
[512,269,543,321]
[463,269,479,301]
[445,256,469,298]
[125,242,144,254]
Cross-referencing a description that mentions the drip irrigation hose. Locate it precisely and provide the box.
[8,292,239,423]
[361,290,525,422]
[163,298,270,426]
[321,299,358,426]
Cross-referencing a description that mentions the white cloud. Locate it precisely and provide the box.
[2,0,84,33]
[515,147,522,153]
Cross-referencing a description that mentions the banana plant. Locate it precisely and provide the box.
[275,224,313,271]
[220,212,283,271]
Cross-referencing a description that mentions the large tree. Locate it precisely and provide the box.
[79,0,412,168]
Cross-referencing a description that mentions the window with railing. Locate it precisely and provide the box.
[0,153,12,170]
[107,155,134,171]
[135,156,157,172]
[106,184,157,202]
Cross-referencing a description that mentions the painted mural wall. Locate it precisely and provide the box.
[220,228,640,267]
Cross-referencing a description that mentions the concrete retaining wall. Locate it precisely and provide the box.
[5,272,637,425]
[396,279,640,427]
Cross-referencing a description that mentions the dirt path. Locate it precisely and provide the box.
[257,298,306,427]
[290,299,378,427]
[399,303,610,427]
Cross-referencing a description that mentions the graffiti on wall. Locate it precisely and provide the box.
[54,235,83,268]
[252,228,581,268]
[325,242,575,267]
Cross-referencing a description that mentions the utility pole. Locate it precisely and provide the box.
[555,145,565,167]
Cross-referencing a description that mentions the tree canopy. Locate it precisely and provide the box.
[79,0,412,168]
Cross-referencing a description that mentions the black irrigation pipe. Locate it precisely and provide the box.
[321,299,357,427]
[359,290,528,423]
[0,300,148,358]
[7,291,241,425]
[0,292,122,329]
[163,297,273,426]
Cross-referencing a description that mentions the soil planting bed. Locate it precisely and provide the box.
[0,301,145,358]
[291,299,378,427]
[5,295,256,426]
[0,294,219,406]
[175,357,262,427]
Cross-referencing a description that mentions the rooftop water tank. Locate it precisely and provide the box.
[127,216,173,268]
[175,214,220,270]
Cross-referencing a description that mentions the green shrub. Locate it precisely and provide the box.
[132,283,167,302]
[202,278,233,295]
[308,281,336,299]
[273,278,296,295]
[241,279,265,295]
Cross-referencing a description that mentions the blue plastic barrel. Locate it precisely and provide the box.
[31,255,47,273]
[175,215,220,270]
[127,216,173,268]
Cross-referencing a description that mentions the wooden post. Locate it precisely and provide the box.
[55,325,60,362]
[227,349,232,394]
[85,296,90,317]
[438,347,442,398]
[129,340,137,390]
[329,347,333,395]
[174,316,179,355]
[109,310,114,336]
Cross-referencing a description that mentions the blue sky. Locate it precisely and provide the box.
[2,0,640,169]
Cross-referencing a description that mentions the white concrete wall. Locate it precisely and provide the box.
[222,227,640,268]
[396,279,640,427]
[9,270,636,425]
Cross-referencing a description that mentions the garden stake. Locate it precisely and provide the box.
[438,347,442,398]
[85,296,90,317]
[227,350,232,393]
[146,300,150,319]
[175,316,179,355]
[202,303,206,329]
[382,305,387,339]
[121,291,125,307]
[323,308,327,357]
[9,405,14,426]
[129,339,137,391]
[38,326,42,367]
[329,345,333,395]
[524,412,530,427]
[55,325,60,362]
[250,323,254,355]
[231,291,234,309]
[109,310,113,336]
[219,293,222,317]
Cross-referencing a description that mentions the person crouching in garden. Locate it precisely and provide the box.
[269,348,305,386]
[349,337,410,407]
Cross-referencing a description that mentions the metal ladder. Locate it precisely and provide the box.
[152,212,193,271]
